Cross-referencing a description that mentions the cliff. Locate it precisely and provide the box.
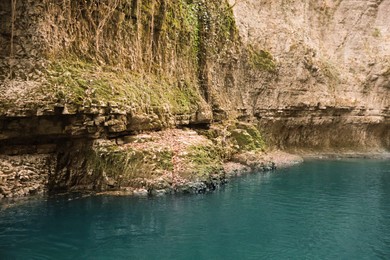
[0,0,388,198]
[230,0,390,151]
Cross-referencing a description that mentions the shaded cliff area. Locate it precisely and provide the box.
[0,0,389,198]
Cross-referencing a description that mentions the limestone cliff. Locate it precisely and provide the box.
[0,0,389,198]
[230,0,390,151]
[0,0,262,198]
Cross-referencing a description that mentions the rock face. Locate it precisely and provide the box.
[229,0,390,151]
[0,154,55,198]
[0,0,389,198]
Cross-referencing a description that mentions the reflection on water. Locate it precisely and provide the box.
[0,159,390,259]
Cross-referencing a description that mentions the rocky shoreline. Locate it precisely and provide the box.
[0,125,304,200]
[1,0,389,201]
[301,152,390,160]
[74,127,302,197]
[2,123,389,200]
[3,140,390,201]
[93,151,301,197]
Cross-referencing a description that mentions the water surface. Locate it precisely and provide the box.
[1,159,390,259]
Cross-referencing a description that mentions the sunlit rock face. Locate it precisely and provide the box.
[230,0,390,151]
[1,0,388,152]
[0,0,389,198]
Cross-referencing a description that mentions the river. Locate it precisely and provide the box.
[1,159,390,259]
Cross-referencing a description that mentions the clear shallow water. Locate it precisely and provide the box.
[1,160,390,259]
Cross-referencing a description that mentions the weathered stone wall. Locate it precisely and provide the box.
[229,0,390,151]
[0,0,389,198]
[0,0,47,82]
[0,1,11,81]
[0,0,238,198]
[256,107,390,151]
[0,154,56,198]
[0,1,11,57]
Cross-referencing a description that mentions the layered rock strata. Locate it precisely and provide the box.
[230,0,390,151]
[0,0,389,198]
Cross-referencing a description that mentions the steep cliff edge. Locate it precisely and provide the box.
[0,0,389,198]
[230,0,390,151]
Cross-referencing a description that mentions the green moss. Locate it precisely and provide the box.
[88,144,174,187]
[228,123,266,151]
[373,28,381,38]
[185,2,200,59]
[243,125,266,149]
[197,122,267,160]
[248,46,277,73]
[34,0,242,117]
[157,150,175,171]
[231,129,254,150]
[217,5,238,41]
[45,57,202,114]
[184,144,223,179]
[196,0,239,58]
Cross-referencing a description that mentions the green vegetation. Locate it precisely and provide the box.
[43,0,238,81]
[198,121,267,155]
[78,120,267,191]
[229,123,266,151]
[87,134,226,187]
[373,28,381,38]
[88,144,173,187]
[46,57,201,114]
[248,46,277,73]
[184,144,223,179]
[39,0,240,116]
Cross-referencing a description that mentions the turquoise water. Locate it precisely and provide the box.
[1,160,390,259]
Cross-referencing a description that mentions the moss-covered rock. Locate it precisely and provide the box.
[45,57,204,115]
[230,123,266,151]
[247,46,277,73]
[76,129,226,194]
[88,141,174,189]
[181,144,223,180]
[198,121,266,153]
